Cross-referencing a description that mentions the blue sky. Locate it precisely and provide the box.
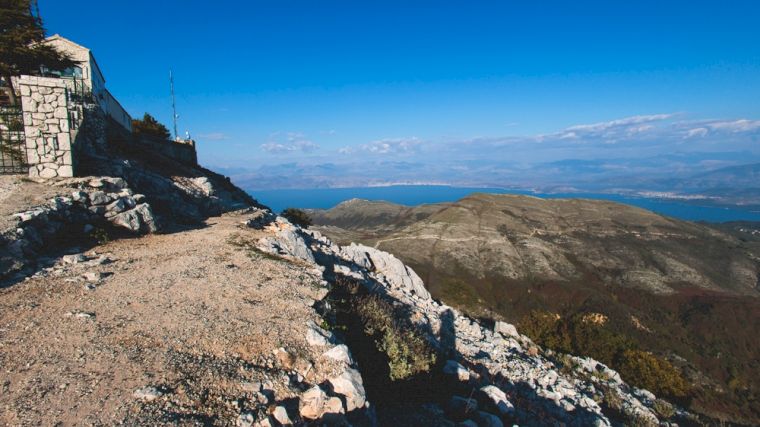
[39,1,760,188]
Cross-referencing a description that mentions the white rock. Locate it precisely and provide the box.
[133,386,163,401]
[443,360,470,381]
[299,385,327,419]
[328,368,366,412]
[323,396,345,415]
[271,406,291,425]
[322,344,353,364]
[479,385,515,415]
[494,321,518,337]
[89,191,111,205]
[305,321,334,347]
[338,244,430,299]
[83,271,103,282]
[62,254,86,264]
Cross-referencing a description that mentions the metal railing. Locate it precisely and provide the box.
[0,106,28,174]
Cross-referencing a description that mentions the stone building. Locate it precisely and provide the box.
[39,35,132,132]
[0,35,196,179]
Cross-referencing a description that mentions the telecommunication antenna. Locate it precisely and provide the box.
[169,70,179,140]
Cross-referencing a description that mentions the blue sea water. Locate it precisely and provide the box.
[250,185,760,223]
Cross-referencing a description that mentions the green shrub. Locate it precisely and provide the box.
[281,208,312,228]
[356,295,437,380]
[652,399,676,419]
[616,349,689,399]
[132,113,170,140]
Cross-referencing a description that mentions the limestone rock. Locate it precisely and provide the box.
[133,386,163,401]
[337,243,430,299]
[494,321,518,338]
[305,321,334,347]
[62,254,86,264]
[322,344,354,365]
[237,412,256,427]
[299,385,327,419]
[328,368,366,412]
[271,406,292,426]
[443,360,470,382]
[478,385,514,416]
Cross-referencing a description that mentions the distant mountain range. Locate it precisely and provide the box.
[309,194,760,424]
[231,159,760,211]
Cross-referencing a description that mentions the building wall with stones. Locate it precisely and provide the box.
[17,75,78,179]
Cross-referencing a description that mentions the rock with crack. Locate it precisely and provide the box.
[336,243,430,299]
[328,367,366,412]
[299,385,328,420]
[322,344,354,365]
[478,385,514,416]
[305,321,335,347]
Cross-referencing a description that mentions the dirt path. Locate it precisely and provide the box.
[0,212,337,426]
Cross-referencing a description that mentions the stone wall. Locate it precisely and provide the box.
[14,74,198,178]
[17,76,78,178]
[133,136,198,166]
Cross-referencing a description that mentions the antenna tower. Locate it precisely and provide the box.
[169,70,179,140]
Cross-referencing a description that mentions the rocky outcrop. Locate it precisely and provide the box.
[1,176,157,282]
[255,216,695,426]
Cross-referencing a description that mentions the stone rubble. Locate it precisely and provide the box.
[255,215,681,426]
[1,176,157,281]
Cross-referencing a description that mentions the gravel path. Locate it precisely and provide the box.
[0,212,337,426]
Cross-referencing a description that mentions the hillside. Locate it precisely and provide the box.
[1,143,709,426]
[309,194,760,424]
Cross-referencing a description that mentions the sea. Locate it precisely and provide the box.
[250,185,760,223]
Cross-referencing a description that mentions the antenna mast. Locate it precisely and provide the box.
[169,70,179,140]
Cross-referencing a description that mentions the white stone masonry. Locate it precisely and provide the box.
[17,75,79,179]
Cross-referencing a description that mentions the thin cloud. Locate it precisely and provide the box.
[339,137,423,155]
[363,137,423,154]
[553,114,675,142]
[261,131,320,153]
[565,114,674,132]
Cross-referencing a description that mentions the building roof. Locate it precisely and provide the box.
[43,34,106,84]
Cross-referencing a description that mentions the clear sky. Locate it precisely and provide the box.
[38,1,760,188]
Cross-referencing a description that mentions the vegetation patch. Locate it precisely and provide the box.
[281,208,312,228]
[321,274,468,424]
[519,310,690,401]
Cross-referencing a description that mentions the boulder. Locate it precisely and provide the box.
[443,360,470,382]
[299,385,327,419]
[338,244,430,299]
[494,321,518,338]
[328,368,366,412]
[478,385,514,416]
[305,321,334,347]
[62,254,86,264]
[323,344,354,365]
[271,406,292,426]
